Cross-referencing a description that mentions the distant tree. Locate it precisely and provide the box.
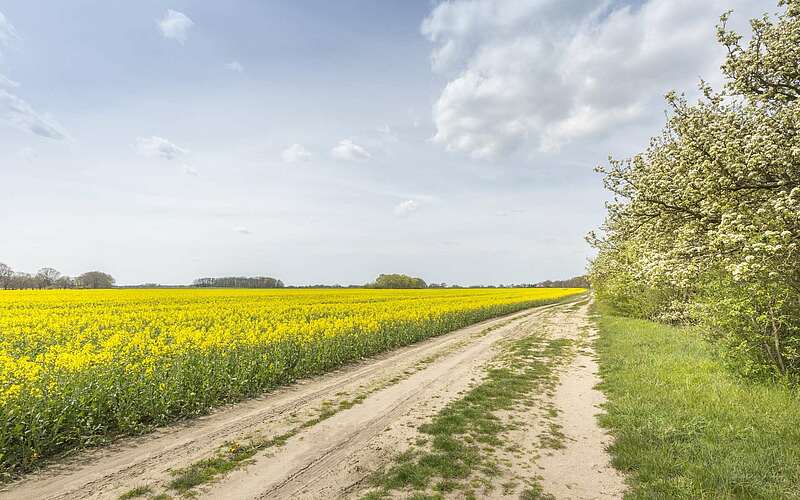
[55,276,75,289]
[0,263,12,290]
[9,272,35,289]
[78,271,115,289]
[36,267,61,289]
[534,275,590,288]
[368,274,427,289]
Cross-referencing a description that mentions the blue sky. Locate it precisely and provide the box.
[0,0,767,285]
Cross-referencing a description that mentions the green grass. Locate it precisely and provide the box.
[118,485,152,499]
[520,483,555,500]
[364,332,572,498]
[168,441,260,492]
[595,303,800,499]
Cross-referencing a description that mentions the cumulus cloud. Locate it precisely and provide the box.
[393,195,438,216]
[158,9,194,44]
[0,12,69,141]
[225,61,244,73]
[393,199,421,216]
[331,139,371,161]
[281,143,312,163]
[233,226,252,235]
[422,0,765,158]
[1,89,69,140]
[136,136,187,160]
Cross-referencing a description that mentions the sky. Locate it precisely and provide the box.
[0,0,769,286]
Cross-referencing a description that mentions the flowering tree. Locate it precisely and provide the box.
[590,0,800,379]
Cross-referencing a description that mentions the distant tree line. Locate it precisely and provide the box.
[363,274,588,290]
[0,264,586,291]
[192,276,285,288]
[531,275,590,288]
[285,284,364,289]
[0,263,115,289]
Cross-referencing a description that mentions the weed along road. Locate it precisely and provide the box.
[2,295,625,499]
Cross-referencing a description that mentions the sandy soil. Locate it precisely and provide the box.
[536,304,627,499]
[2,297,625,500]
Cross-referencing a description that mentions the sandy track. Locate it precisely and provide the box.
[1,300,575,500]
[537,310,627,499]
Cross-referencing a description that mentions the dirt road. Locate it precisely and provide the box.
[2,296,625,499]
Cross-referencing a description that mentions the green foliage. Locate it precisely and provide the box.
[589,243,677,321]
[368,274,427,289]
[596,304,800,499]
[589,0,800,378]
[532,275,590,288]
[694,274,800,379]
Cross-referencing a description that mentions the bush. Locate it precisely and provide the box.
[589,1,800,379]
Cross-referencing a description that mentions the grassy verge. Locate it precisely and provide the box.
[594,303,800,499]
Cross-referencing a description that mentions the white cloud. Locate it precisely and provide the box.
[281,143,312,163]
[0,12,68,141]
[225,61,244,73]
[233,226,252,235]
[182,164,198,176]
[393,195,437,216]
[158,10,194,44]
[136,136,187,160]
[0,73,19,88]
[331,139,371,161]
[0,11,19,54]
[393,199,421,216]
[422,0,765,158]
[0,89,69,140]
